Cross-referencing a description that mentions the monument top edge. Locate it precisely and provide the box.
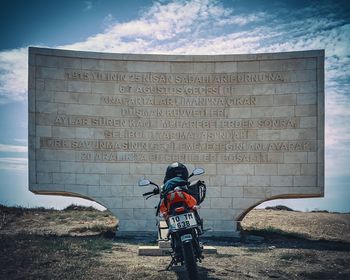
[29,47,324,62]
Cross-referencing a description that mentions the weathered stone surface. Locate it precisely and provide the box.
[28,47,324,236]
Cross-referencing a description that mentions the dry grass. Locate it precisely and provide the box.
[241,209,350,242]
[0,205,350,280]
[0,205,117,237]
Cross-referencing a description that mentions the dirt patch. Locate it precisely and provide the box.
[0,205,349,279]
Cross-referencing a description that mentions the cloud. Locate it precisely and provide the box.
[84,1,93,12]
[0,157,28,171]
[14,138,28,144]
[102,13,115,28]
[0,144,28,153]
[215,12,266,27]
[66,0,237,50]
[0,47,28,104]
[0,143,28,171]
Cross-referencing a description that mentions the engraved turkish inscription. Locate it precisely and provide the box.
[65,70,286,84]
[40,68,314,164]
[26,49,317,171]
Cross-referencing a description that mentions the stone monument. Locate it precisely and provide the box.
[28,47,324,236]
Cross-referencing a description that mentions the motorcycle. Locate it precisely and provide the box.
[138,165,207,280]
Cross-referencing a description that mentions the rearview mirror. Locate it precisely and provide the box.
[138,179,151,187]
[192,167,205,176]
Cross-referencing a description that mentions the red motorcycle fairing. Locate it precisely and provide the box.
[160,190,197,217]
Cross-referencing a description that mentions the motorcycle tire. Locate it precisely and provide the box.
[182,241,198,280]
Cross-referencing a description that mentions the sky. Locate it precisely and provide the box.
[0,0,349,212]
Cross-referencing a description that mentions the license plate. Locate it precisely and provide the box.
[169,212,197,230]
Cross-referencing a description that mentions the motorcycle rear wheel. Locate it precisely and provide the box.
[182,241,198,280]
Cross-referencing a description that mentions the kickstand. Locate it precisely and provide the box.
[166,257,176,271]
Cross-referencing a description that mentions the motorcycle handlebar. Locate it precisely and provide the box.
[142,191,154,196]
[142,187,160,197]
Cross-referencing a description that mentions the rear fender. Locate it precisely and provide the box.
[180,233,193,243]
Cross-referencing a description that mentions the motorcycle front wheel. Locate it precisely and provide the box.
[182,241,198,280]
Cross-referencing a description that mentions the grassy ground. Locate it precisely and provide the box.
[0,205,349,280]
